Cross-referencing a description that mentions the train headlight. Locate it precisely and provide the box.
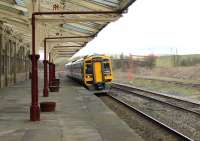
[104,74,111,76]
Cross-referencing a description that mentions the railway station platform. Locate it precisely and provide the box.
[0,73,143,141]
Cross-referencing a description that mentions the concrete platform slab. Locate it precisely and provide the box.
[0,75,143,141]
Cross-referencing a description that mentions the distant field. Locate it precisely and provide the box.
[113,54,200,99]
[156,54,200,67]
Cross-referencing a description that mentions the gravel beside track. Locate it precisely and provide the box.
[109,83,200,141]
[98,94,192,141]
[112,82,200,114]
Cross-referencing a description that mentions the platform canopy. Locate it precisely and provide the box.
[0,0,136,62]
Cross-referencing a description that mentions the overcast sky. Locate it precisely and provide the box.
[73,0,200,57]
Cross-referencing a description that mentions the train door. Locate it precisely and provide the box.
[93,62,103,83]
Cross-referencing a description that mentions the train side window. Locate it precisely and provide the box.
[104,63,110,72]
[86,64,92,74]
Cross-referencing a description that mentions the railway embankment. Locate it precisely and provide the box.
[113,64,200,100]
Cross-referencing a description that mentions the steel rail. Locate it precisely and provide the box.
[112,82,200,105]
[107,94,193,141]
[111,82,200,116]
[112,82,200,104]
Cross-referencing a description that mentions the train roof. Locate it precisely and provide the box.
[66,54,111,66]
[84,54,110,59]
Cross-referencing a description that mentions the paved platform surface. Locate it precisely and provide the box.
[0,74,143,141]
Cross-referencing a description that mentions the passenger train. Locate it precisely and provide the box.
[65,55,113,92]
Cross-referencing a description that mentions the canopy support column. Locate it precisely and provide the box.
[30,15,40,121]
[43,39,48,97]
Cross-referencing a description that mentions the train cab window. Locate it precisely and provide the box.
[103,63,110,72]
[86,64,92,74]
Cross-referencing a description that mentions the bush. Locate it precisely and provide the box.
[144,55,156,69]
[179,56,200,66]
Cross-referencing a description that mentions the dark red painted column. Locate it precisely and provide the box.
[49,62,53,86]
[52,63,56,80]
[30,15,40,121]
[43,39,48,97]
[48,53,50,86]
[48,53,52,87]
[48,62,51,86]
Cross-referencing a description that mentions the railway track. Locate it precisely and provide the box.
[111,82,200,116]
[100,94,193,141]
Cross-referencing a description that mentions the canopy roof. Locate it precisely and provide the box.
[0,0,136,62]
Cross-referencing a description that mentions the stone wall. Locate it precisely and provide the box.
[0,22,31,88]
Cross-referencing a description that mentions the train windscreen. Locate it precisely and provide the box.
[103,63,111,73]
[86,64,92,74]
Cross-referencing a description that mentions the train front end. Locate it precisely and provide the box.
[83,55,113,92]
